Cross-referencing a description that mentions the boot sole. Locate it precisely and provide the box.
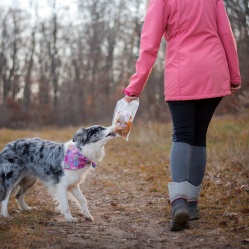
[170,211,190,231]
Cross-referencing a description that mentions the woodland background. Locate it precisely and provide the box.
[0,0,248,128]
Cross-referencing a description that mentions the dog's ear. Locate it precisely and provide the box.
[73,128,88,145]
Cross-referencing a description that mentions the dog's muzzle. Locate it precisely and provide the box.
[106,132,116,137]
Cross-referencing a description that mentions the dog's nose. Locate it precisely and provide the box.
[106,126,116,137]
[106,132,116,137]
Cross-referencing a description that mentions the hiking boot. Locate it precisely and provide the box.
[170,198,190,231]
[187,182,201,220]
[188,201,200,220]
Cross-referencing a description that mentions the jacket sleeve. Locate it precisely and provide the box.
[123,0,168,97]
[217,0,241,85]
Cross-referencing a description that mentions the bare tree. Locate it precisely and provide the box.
[223,0,249,111]
[0,0,248,128]
[0,9,22,103]
[49,0,60,107]
[23,28,36,111]
[37,22,51,106]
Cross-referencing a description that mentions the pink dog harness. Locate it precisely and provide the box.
[64,144,96,170]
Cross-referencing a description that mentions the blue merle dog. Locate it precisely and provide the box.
[0,125,116,222]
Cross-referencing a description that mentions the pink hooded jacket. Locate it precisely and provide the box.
[124,0,241,101]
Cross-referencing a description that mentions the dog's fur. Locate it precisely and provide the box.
[0,125,116,222]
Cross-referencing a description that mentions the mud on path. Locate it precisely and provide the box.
[0,123,249,249]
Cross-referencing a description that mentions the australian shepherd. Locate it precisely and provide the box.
[0,125,116,222]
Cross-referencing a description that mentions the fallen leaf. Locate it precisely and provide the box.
[146,176,154,182]
[240,208,249,214]
[111,202,118,207]
[219,220,228,226]
[241,238,249,244]
[146,201,153,206]
[223,212,238,217]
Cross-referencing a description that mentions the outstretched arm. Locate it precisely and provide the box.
[124,0,168,97]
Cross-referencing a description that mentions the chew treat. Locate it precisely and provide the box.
[114,114,133,138]
[112,98,139,141]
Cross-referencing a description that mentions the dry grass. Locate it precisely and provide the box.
[0,113,248,248]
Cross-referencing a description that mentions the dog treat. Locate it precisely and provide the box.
[114,114,133,138]
[112,98,139,140]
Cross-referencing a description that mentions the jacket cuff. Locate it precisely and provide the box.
[122,89,138,97]
[231,81,241,85]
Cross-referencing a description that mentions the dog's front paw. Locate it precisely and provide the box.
[85,214,94,222]
[2,213,13,219]
[22,206,36,211]
[82,209,94,221]
[66,217,78,223]
[64,214,78,223]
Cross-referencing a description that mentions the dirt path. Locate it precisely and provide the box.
[18,152,246,249]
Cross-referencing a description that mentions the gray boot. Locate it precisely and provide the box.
[187,182,201,220]
[168,182,190,231]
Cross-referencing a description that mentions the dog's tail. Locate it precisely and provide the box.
[0,171,13,201]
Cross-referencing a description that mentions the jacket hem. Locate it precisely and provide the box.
[165,91,231,101]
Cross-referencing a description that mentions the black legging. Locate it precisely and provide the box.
[167,97,222,147]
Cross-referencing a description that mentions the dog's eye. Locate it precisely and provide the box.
[6,171,13,179]
[8,158,14,163]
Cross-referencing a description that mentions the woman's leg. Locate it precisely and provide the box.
[167,97,222,228]
[189,97,222,185]
[167,101,196,182]
[167,101,196,231]
[188,97,222,219]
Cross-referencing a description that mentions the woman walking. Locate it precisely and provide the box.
[123,0,241,231]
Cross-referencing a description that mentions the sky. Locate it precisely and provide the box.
[0,0,75,9]
[0,0,144,24]
[0,0,78,19]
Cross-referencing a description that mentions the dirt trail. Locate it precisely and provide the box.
[21,156,247,249]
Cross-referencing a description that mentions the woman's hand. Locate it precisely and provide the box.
[124,95,138,103]
[231,84,241,95]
